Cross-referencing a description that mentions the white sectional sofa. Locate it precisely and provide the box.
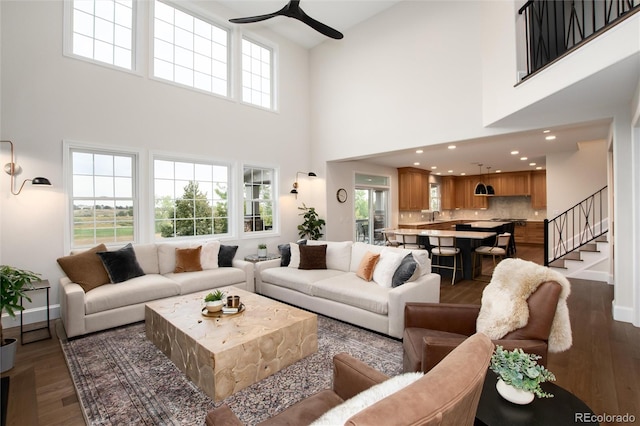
[255,241,440,339]
[59,241,253,338]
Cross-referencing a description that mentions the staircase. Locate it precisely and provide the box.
[548,234,611,283]
[545,187,611,283]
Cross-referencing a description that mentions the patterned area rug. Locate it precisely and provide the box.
[61,315,403,425]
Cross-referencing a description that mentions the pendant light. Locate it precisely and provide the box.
[485,166,495,196]
[474,164,487,196]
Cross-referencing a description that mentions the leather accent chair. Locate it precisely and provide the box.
[206,333,494,426]
[403,281,562,373]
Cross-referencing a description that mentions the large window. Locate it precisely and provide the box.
[154,158,229,238]
[243,166,275,233]
[153,0,228,96]
[70,149,136,248]
[69,0,135,70]
[242,38,273,109]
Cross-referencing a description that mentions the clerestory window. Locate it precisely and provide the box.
[241,38,274,109]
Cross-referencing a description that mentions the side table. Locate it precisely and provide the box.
[475,371,598,425]
[20,279,52,344]
[244,253,281,263]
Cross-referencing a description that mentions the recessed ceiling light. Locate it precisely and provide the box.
[416,149,423,154]
[495,170,502,173]
[448,170,453,173]
[414,162,420,166]
[431,166,437,169]
[448,145,456,150]
[511,150,519,155]
[460,172,466,176]
[520,157,528,161]
[545,135,556,140]
[536,166,543,170]
[543,129,551,133]
[529,162,536,166]
[436,172,442,175]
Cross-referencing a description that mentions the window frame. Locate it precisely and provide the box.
[151,153,234,241]
[63,0,143,74]
[242,164,279,237]
[150,0,232,99]
[240,35,277,111]
[63,140,141,252]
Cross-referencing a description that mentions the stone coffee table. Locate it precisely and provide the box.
[145,287,318,401]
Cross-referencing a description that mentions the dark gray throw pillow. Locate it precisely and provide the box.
[278,240,307,267]
[218,244,238,267]
[392,253,417,287]
[97,243,145,283]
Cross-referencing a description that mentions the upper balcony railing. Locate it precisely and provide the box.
[518,0,640,79]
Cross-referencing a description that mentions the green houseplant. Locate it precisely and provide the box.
[258,244,267,258]
[490,345,556,403]
[297,204,326,240]
[1,265,41,372]
[204,289,225,312]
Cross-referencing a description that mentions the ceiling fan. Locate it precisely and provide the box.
[229,0,344,40]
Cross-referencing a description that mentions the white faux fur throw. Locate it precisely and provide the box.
[476,258,572,353]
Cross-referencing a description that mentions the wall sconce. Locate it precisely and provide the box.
[1,140,51,195]
[290,171,317,198]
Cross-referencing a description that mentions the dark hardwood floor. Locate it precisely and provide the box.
[1,244,638,425]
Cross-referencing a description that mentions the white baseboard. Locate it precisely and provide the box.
[612,301,635,324]
[1,304,61,330]
[569,270,613,284]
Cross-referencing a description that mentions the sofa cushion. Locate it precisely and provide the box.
[372,249,405,288]
[158,242,199,274]
[260,267,345,296]
[307,241,352,272]
[299,244,327,270]
[57,244,110,292]
[288,242,302,268]
[174,246,203,273]
[349,242,385,272]
[356,251,380,282]
[84,274,180,315]
[201,240,220,269]
[97,243,146,283]
[278,240,307,267]
[310,372,424,426]
[312,274,390,315]
[166,268,247,294]
[218,245,238,267]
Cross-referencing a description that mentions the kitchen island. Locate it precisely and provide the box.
[384,229,496,280]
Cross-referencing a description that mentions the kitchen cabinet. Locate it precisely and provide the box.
[525,221,545,244]
[499,171,530,196]
[398,167,430,210]
[441,176,456,210]
[455,176,488,210]
[530,171,547,209]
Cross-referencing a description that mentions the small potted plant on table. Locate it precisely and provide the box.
[1,265,41,372]
[490,345,556,404]
[204,289,225,312]
[257,244,267,258]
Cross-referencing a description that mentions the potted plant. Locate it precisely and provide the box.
[297,204,326,240]
[1,265,41,372]
[257,244,267,258]
[204,289,225,312]
[490,345,556,404]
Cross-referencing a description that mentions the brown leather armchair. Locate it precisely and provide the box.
[403,280,562,373]
[207,333,493,426]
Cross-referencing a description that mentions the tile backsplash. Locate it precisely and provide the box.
[400,196,546,222]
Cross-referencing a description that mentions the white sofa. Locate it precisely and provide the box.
[59,242,254,338]
[255,241,440,339]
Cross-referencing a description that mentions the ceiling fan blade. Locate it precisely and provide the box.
[296,10,343,39]
[229,12,280,24]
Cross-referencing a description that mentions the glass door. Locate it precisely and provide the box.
[354,174,390,245]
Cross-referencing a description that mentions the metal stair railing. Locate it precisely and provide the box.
[544,186,608,266]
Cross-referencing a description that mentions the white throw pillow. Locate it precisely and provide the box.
[409,249,431,277]
[200,240,220,269]
[307,240,353,271]
[310,372,424,425]
[288,242,301,268]
[373,249,406,288]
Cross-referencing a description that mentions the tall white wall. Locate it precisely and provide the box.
[0,0,310,325]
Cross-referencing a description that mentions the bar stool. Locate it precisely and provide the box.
[401,233,422,249]
[429,235,462,285]
[473,232,511,281]
[383,229,401,247]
